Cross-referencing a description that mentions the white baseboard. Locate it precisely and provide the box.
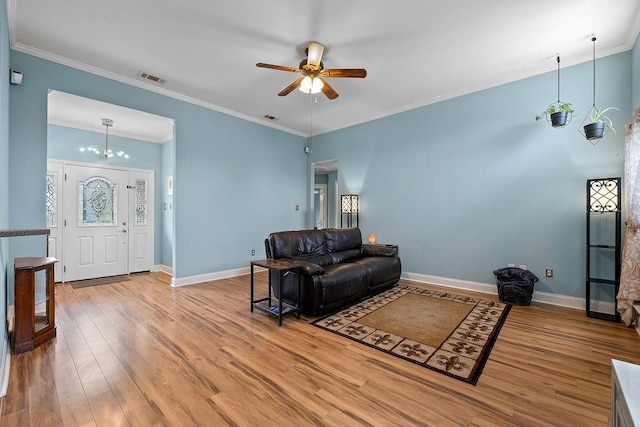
[170,267,602,313]
[0,337,10,398]
[402,272,497,296]
[401,271,587,311]
[171,266,251,287]
[152,264,173,276]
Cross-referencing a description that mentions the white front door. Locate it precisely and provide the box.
[63,164,130,281]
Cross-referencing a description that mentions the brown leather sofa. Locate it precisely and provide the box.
[264,227,401,315]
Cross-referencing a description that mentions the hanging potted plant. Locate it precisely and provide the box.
[535,102,574,127]
[535,56,573,128]
[578,37,619,144]
[581,106,619,141]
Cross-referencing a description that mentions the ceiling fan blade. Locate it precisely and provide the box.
[307,42,324,69]
[320,68,367,78]
[278,77,304,96]
[256,63,301,73]
[319,78,339,100]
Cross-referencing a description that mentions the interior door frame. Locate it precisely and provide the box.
[47,158,155,282]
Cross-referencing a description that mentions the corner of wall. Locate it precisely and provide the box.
[632,31,640,108]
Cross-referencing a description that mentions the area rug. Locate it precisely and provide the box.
[310,285,511,385]
[69,275,130,289]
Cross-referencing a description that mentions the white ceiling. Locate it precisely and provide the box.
[48,90,174,143]
[10,0,640,137]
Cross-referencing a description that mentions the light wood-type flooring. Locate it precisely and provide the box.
[1,272,640,426]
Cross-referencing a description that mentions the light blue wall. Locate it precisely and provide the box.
[0,0,9,356]
[315,174,328,185]
[9,50,307,280]
[310,52,631,299]
[47,124,164,265]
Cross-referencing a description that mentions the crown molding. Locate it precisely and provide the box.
[327,41,635,135]
[9,43,307,138]
[627,4,640,49]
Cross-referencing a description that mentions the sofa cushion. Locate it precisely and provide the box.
[268,230,327,260]
[324,228,362,252]
[348,256,402,288]
[329,249,361,264]
[318,263,369,306]
[292,254,333,267]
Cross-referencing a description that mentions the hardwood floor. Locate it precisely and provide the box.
[1,272,639,426]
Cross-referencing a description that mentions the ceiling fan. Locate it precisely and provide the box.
[256,42,367,100]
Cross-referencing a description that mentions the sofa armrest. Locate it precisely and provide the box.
[362,244,398,257]
[296,260,325,276]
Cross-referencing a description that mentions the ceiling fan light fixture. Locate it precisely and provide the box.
[257,41,364,100]
[299,76,324,94]
[307,42,324,68]
[300,76,312,93]
[312,77,324,93]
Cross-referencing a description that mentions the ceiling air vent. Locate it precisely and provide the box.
[138,71,166,84]
[263,114,278,121]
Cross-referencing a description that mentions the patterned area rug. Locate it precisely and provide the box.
[310,285,511,385]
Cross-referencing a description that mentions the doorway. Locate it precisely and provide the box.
[48,161,154,282]
[47,90,175,282]
[313,160,338,229]
[314,184,328,229]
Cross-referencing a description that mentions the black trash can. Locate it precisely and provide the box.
[493,267,539,306]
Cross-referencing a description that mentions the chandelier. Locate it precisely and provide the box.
[80,118,129,159]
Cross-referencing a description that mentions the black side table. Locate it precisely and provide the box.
[250,259,302,326]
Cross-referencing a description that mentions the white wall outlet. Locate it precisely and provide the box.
[545,268,553,278]
[519,264,527,270]
[251,249,255,256]
[507,263,515,267]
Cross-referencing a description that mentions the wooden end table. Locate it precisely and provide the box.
[250,259,302,326]
[13,257,58,353]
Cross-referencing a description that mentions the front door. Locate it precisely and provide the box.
[63,164,129,281]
